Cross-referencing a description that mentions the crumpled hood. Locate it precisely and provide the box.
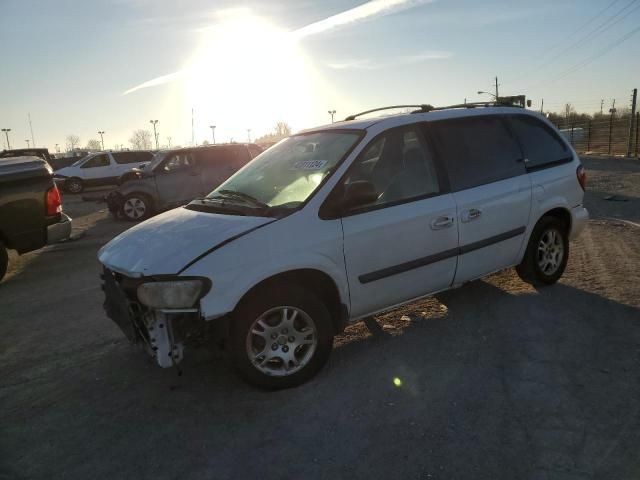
[98,207,272,276]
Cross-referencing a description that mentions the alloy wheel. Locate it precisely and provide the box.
[123,197,147,219]
[246,306,317,377]
[536,228,564,275]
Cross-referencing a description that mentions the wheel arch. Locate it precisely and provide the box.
[538,206,572,233]
[234,268,348,335]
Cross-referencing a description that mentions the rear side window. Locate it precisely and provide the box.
[113,152,152,164]
[198,147,251,169]
[428,115,525,191]
[507,115,571,170]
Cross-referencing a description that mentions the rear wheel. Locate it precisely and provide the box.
[231,284,334,389]
[0,241,8,282]
[516,216,569,286]
[121,193,153,221]
[65,178,83,194]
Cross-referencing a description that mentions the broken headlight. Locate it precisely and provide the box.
[137,278,211,309]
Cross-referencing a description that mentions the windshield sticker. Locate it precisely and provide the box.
[291,160,327,170]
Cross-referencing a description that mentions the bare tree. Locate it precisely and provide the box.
[86,139,102,150]
[129,129,152,149]
[66,134,80,151]
[275,121,292,137]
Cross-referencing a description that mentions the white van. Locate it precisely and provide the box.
[53,151,153,193]
[98,103,588,389]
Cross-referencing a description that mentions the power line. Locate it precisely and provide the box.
[533,24,640,87]
[507,0,637,84]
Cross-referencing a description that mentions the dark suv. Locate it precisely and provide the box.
[107,143,262,221]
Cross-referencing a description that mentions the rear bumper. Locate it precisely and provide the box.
[46,213,72,244]
[570,205,589,240]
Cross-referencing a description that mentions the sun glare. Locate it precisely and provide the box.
[185,15,314,142]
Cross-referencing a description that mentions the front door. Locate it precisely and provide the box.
[154,151,203,208]
[79,153,116,185]
[339,125,459,319]
[427,115,531,284]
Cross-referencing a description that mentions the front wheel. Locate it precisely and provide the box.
[516,216,569,286]
[231,285,334,389]
[65,178,84,194]
[121,193,153,221]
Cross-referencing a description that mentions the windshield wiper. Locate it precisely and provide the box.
[212,190,270,209]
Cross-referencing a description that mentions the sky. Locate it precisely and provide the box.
[1,0,639,152]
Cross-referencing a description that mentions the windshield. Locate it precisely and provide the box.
[71,155,89,167]
[205,131,362,210]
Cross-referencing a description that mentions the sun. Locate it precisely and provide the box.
[184,14,314,142]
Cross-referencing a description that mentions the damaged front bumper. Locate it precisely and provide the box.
[101,268,207,368]
[105,191,124,216]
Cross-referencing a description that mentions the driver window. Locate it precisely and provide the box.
[343,125,440,209]
[163,152,194,172]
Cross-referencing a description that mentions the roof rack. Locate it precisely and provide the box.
[344,104,434,121]
[344,99,526,121]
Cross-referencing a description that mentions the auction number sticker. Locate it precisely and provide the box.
[292,160,327,170]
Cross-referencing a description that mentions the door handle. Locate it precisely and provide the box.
[461,208,482,223]
[430,216,454,230]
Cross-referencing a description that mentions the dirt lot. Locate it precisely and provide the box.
[1,157,639,480]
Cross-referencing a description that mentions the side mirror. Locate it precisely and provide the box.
[343,180,378,210]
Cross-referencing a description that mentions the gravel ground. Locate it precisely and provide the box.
[1,156,639,480]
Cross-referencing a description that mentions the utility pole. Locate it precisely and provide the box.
[28,113,35,147]
[1,128,11,149]
[149,120,159,149]
[627,88,637,157]
[495,76,499,100]
[540,99,544,114]
[25,139,30,148]
[600,99,604,115]
[328,109,336,123]
[98,131,105,150]
[55,143,59,153]
[167,136,171,148]
[209,125,216,144]
[608,99,616,156]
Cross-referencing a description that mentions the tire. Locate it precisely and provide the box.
[0,241,8,282]
[516,216,569,286]
[65,178,84,194]
[120,193,153,221]
[231,284,334,389]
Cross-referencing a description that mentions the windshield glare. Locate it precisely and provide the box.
[206,131,361,209]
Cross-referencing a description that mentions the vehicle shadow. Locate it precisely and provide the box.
[5,274,638,479]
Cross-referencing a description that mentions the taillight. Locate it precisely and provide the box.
[576,165,587,191]
[46,185,63,215]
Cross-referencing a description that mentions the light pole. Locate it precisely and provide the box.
[167,136,171,148]
[149,120,159,149]
[477,90,497,101]
[209,125,216,144]
[98,131,105,150]
[1,128,11,149]
[328,109,336,123]
[25,139,30,148]
[55,143,60,153]
[247,128,251,142]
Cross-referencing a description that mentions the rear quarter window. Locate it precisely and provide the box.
[507,115,571,170]
[427,115,525,191]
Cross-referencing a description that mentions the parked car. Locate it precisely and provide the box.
[1,148,54,168]
[106,143,262,221]
[53,150,153,193]
[98,103,588,389]
[0,156,72,281]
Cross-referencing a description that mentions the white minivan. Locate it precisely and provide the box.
[54,150,153,193]
[98,103,588,389]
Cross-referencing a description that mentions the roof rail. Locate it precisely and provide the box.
[344,100,525,121]
[344,104,434,121]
